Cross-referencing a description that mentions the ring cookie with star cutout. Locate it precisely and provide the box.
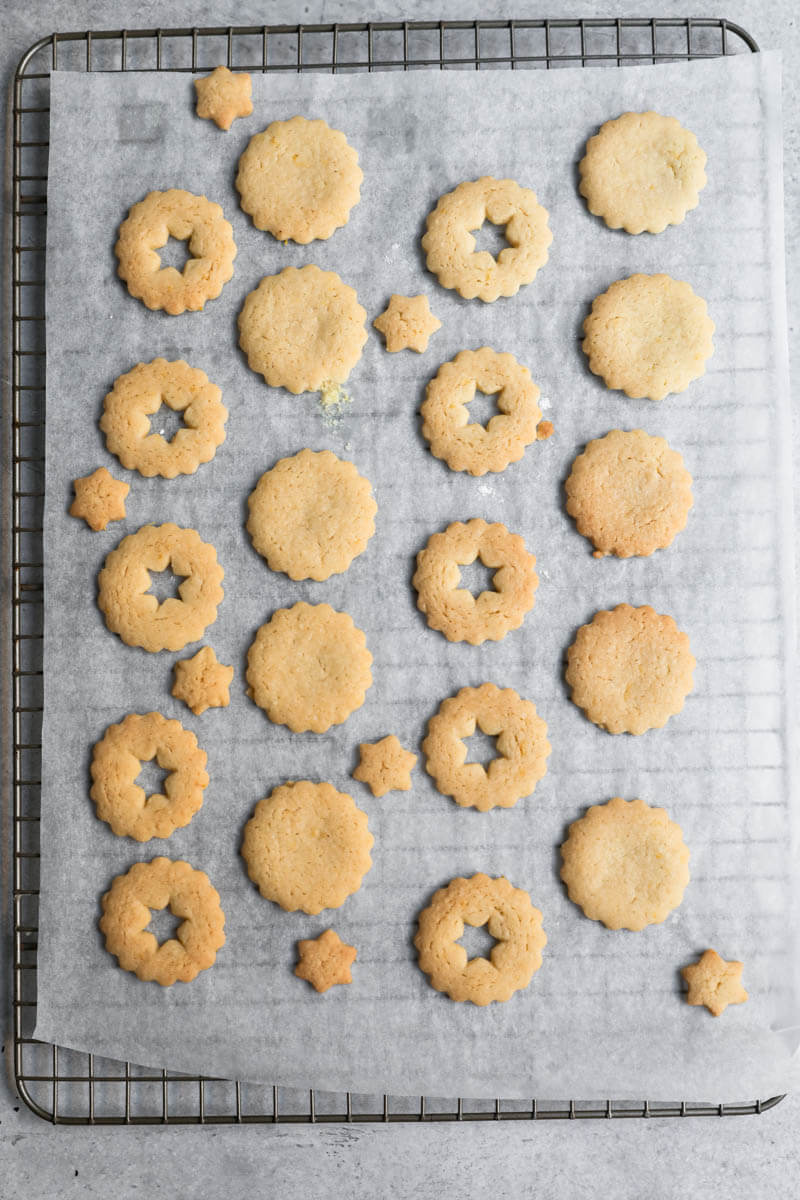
[242,781,373,915]
[236,116,362,243]
[415,874,547,1005]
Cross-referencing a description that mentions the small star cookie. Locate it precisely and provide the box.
[69,467,129,532]
[373,294,441,353]
[353,735,417,797]
[681,949,748,1017]
[295,929,357,993]
[172,646,234,715]
[194,65,253,132]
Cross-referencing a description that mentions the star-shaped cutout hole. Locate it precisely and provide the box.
[373,294,441,353]
[172,646,234,716]
[295,929,357,993]
[681,948,748,1017]
[352,735,418,797]
[69,467,129,532]
[457,920,499,963]
[194,65,253,131]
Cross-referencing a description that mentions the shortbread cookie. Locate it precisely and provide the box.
[247,449,377,581]
[413,519,538,644]
[97,523,224,653]
[579,112,707,234]
[373,294,441,353]
[415,874,546,1005]
[561,796,690,931]
[236,116,362,243]
[246,602,372,733]
[582,274,714,401]
[115,189,236,315]
[565,429,693,557]
[422,177,552,302]
[194,65,253,131]
[566,604,695,735]
[681,949,748,1016]
[90,711,208,841]
[70,467,129,531]
[241,781,373,914]
[99,857,225,985]
[421,348,549,476]
[101,359,228,479]
[295,930,357,993]
[172,646,233,715]
[352,735,417,797]
[423,684,550,812]
[238,266,367,394]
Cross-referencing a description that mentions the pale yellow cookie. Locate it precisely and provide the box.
[413,519,538,644]
[352,735,417,797]
[241,781,373,914]
[194,65,253,131]
[415,874,546,1005]
[246,602,372,733]
[115,189,236,315]
[69,467,129,531]
[560,796,690,931]
[172,646,233,715]
[100,359,228,479]
[421,348,550,476]
[682,949,748,1016]
[373,294,441,353]
[246,449,376,581]
[423,684,550,812]
[582,274,714,401]
[97,523,224,653]
[422,177,552,302]
[90,711,208,841]
[565,429,693,557]
[238,265,367,394]
[99,857,225,985]
[295,930,357,993]
[236,115,362,243]
[566,604,695,735]
[579,111,707,234]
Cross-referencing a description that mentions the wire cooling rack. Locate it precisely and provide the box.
[8,17,784,1125]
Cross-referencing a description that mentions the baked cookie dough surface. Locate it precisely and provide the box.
[247,449,376,581]
[579,111,707,234]
[238,265,367,394]
[236,115,362,243]
[246,602,373,733]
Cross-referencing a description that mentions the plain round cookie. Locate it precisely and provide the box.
[413,519,538,644]
[236,115,362,243]
[246,602,373,733]
[579,111,707,234]
[115,189,236,315]
[414,874,547,1005]
[100,358,228,479]
[97,523,224,653]
[247,449,377,581]
[582,274,714,401]
[422,177,552,302]
[238,265,367,394]
[241,780,373,915]
[565,429,693,557]
[99,857,225,985]
[423,684,550,811]
[565,604,695,735]
[90,712,208,841]
[560,796,690,931]
[421,348,545,476]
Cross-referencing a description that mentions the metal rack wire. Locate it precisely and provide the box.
[9,17,782,1125]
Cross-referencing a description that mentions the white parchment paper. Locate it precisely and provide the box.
[36,52,799,1100]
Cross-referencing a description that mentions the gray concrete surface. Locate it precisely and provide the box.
[1,1,798,1196]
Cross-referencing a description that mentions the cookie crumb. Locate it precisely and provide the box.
[537,420,554,440]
